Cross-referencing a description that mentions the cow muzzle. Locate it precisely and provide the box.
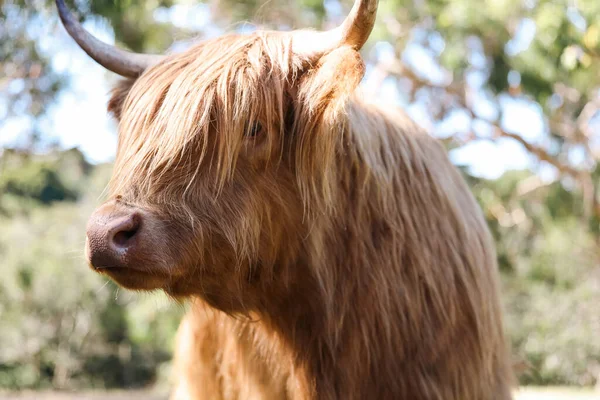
[85,200,189,292]
[86,201,144,270]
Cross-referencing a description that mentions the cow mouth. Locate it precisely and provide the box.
[92,265,143,273]
[93,266,137,276]
[93,264,169,290]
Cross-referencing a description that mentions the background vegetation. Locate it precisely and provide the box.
[1,0,599,392]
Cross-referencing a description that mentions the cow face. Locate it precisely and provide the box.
[56,0,372,311]
[85,33,364,310]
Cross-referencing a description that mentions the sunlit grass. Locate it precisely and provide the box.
[515,386,599,399]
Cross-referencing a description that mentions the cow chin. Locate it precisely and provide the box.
[95,267,168,291]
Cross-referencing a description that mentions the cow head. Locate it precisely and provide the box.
[58,0,377,311]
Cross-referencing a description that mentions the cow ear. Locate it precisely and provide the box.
[107,79,136,120]
[295,46,365,127]
[291,47,365,205]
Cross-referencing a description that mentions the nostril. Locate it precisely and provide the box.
[113,228,138,247]
[109,213,141,250]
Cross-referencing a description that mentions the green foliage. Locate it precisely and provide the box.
[1,160,73,205]
[0,149,184,390]
[470,170,600,386]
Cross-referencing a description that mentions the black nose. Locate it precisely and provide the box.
[86,204,142,269]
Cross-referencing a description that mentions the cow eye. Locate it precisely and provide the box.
[246,122,263,138]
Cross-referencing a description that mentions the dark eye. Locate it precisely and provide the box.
[246,122,263,137]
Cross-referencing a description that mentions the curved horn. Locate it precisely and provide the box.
[56,0,163,77]
[292,0,379,56]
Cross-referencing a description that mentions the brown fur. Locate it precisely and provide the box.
[101,31,514,399]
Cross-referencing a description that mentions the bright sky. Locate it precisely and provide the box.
[2,4,550,180]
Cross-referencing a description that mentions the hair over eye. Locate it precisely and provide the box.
[246,122,263,138]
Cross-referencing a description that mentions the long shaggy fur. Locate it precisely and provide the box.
[105,31,514,399]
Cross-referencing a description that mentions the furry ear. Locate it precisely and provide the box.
[292,46,365,207]
[107,79,136,120]
[295,46,365,127]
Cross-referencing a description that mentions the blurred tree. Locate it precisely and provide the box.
[1,0,182,148]
[1,0,64,146]
[470,169,600,385]
[0,149,183,390]
[366,0,599,224]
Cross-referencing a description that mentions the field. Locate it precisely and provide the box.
[0,388,598,399]
[515,387,600,399]
[0,392,165,400]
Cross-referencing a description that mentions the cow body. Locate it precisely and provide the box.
[165,96,514,399]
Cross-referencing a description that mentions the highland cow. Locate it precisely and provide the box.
[57,0,515,398]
